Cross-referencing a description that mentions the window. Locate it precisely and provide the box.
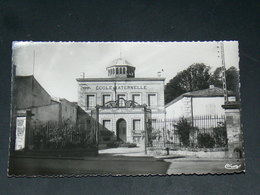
[133,119,141,131]
[119,67,122,74]
[86,95,95,109]
[148,94,157,107]
[116,68,119,74]
[132,94,141,104]
[102,94,111,105]
[117,94,126,107]
[123,68,125,74]
[103,120,111,130]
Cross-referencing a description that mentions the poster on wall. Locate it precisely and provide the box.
[15,117,26,151]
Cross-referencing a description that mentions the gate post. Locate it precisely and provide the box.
[222,102,243,159]
[144,105,148,155]
[95,105,100,146]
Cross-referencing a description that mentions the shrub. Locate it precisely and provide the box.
[197,133,215,148]
[106,141,119,148]
[213,122,227,147]
[119,142,137,148]
[174,117,196,147]
[127,143,137,148]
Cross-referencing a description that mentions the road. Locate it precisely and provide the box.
[9,155,170,176]
[8,147,245,176]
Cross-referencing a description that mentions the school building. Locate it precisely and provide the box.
[76,58,166,143]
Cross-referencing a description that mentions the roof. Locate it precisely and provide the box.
[106,58,135,69]
[109,58,132,66]
[15,75,52,99]
[76,77,165,82]
[166,87,235,107]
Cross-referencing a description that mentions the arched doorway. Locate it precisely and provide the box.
[116,119,126,142]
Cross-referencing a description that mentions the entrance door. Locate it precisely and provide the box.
[116,119,126,142]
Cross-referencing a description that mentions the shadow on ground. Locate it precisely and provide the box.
[8,152,170,176]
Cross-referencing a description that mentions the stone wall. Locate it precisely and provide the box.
[222,103,244,159]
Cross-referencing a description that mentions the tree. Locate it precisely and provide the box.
[209,66,240,98]
[165,63,211,104]
[226,67,240,98]
[208,67,222,87]
[165,64,240,104]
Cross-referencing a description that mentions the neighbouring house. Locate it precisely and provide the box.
[11,75,92,151]
[165,85,236,119]
[13,75,53,110]
[163,86,236,147]
[13,76,77,125]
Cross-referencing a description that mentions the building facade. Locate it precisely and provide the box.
[77,58,166,143]
[12,76,85,151]
[165,86,236,119]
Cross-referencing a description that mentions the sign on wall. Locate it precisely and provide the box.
[96,85,147,90]
[15,117,27,151]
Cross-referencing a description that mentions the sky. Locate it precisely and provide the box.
[12,41,239,102]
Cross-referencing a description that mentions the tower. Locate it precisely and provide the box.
[106,58,136,78]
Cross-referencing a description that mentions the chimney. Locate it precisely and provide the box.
[209,84,215,89]
[157,71,161,77]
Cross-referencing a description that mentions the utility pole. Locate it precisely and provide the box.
[32,50,35,107]
[219,42,229,104]
[33,50,35,76]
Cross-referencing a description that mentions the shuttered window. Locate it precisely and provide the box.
[86,95,95,109]
[148,94,157,107]
[133,119,141,130]
[102,95,111,105]
[132,94,141,104]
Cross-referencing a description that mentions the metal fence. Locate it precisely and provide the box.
[30,118,97,150]
[149,115,227,149]
[193,115,226,132]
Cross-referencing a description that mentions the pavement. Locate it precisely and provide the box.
[99,145,146,156]
[8,146,245,176]
[163,157,245,174]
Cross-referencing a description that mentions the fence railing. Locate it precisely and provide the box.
[30,118,97,150]
[193,115,226,131]
[149,115,227,149]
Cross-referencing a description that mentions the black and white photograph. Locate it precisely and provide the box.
[8,41,245,176]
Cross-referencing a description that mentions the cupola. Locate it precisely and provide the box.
[106,58,136,78]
